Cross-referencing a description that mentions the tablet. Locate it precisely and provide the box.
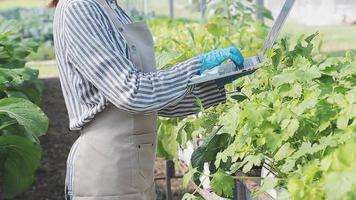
[188,55,263,86]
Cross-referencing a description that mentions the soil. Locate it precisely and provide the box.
[12,78,189,200]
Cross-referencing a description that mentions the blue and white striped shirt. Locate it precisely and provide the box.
[53,0,226,131]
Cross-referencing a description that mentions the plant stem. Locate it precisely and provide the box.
[191,176,206,196]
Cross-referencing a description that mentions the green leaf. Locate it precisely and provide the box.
[0,135,41,198]
[219,104,240,135]
[211,169,234,198]
[0,98,48,142]
[195,98,204,112]
[259,177,279,193]
[206,23,225,37]
[274,143,295,161]
[305,32,319,43]
[183,166,198,188]
[261,7,274,20]
[157,119,179,159]
[191,147,206,169]
[279,83,302,98]
[230,94,248,102]
[287,178,305,199]
[324,172,356,200]
[281,118,299,140]
[191,130,230,168]
[272,72,296,87]
[337,115,349,130]
[272,48,282,67]
[242,154,263,173]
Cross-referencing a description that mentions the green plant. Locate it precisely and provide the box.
[151,1,356,199]
[0,20,49,199]
[0,8,54,44]
[28,42,55,61]
[152,0,269,163]
[0,8,55,60]
[184,34,356,199]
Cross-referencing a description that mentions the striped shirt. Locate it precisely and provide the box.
[53,0,226,131]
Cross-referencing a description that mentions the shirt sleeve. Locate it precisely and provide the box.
[64,0,202,114]
[158,81,226,117]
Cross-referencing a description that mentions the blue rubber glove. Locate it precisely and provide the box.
[199,46,244,75]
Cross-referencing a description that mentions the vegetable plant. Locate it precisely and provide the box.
[151,0,356,199]
[0,20,49,199]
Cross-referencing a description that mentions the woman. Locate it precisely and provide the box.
[50,0,244,199]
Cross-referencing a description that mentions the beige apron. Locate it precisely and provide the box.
[65,0,158,199]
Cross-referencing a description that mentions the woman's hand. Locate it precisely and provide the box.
[198,46,244,74]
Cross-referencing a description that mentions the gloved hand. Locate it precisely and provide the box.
[198,46,244,75]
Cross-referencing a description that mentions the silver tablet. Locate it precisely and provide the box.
[188,55,263,86]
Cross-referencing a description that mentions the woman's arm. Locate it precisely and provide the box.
[64,0,201,113]
[158,81,226,117]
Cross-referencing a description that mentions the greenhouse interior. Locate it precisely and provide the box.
[0,0,355,200]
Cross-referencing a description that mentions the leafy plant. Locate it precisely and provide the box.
[176,33,356,199]
[151,0,270,161]
[0,8,55,60]
[0,8,54,44]
[151,1,356,199]
[0,20,49,199]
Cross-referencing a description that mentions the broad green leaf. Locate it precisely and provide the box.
[337,115,349,130]
[272,72,296,87]
[191,147,206,169]
[191,130,230,168]
[281,118,299,140]
[211,169,234,198]
[0,135,41,198]
[0,98,48,142]
[319,57,340,71]
[242,154,263,173]
[219,104,240,135]
[274,143,295,161]
[157,119,178,159]
[279,83,302,98]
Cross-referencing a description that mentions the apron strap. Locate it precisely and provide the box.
[96,0,125,31]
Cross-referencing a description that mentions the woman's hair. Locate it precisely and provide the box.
[48,0,59,7]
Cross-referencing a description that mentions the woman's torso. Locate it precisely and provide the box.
[53,0,133,131]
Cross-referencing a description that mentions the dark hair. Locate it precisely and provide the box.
[48,0,59,8]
